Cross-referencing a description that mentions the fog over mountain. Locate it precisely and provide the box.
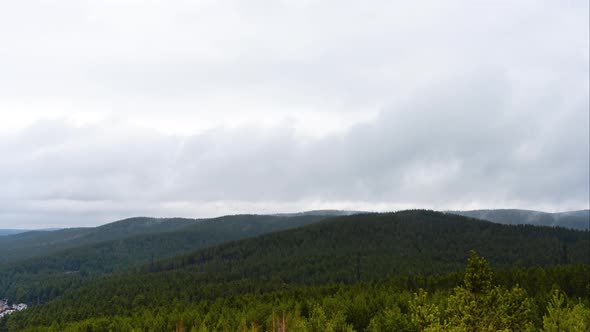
[0,0,588,228]
[448,209,590,230]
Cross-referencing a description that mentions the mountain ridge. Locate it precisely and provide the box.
[447,209,590,230]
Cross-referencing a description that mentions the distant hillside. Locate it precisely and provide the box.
[0,214,329,303]
[151,210,589,283]
[0,228,60,236]
[0,217,199,263]
[448,209,590,230]
[0,212,353,263]
[272,209,366,217]
[0,214,327,276]
[0,229,29,236]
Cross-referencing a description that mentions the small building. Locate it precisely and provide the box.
[14,303,27,311]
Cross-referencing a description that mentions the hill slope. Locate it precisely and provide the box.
[0,214,328,303]
[151,210,589,283]
[0,217,199,263]
[0,229,30,236]
[0,212,352,263]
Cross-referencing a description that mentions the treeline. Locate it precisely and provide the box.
[3,253,588,331]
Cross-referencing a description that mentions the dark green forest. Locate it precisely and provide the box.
[0,215,328,265]
[3,253,589,331]
[1,211,589,331]
[0,214,327,304]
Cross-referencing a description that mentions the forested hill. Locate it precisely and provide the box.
[150,210,590,283]
[3,210,588,332]
[0,229,30,236]
[449,209,590,230]
[0,214,328,277]
[0,217,198,263]
[0,214,329,304]
[0,215,329,264]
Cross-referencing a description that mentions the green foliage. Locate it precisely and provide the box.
[436,252,536,331]
[443,284,536,331]
[542,289,590,332]
[367,305,416,332]
[464,250,493,294]
[3,253,589,332]
[410,290,442,331]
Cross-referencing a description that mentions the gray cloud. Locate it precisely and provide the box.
[0,0,588,227]
[1,71,588,228]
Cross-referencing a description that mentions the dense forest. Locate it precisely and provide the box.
[147,211,589,281]
[3,252,589,331]
[0,214,328,303]
[0,215,328,264]
[1,210,589,331]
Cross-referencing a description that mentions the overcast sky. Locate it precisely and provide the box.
[1,0,588,228]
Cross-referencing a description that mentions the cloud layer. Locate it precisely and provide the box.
[0,0,588,227]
